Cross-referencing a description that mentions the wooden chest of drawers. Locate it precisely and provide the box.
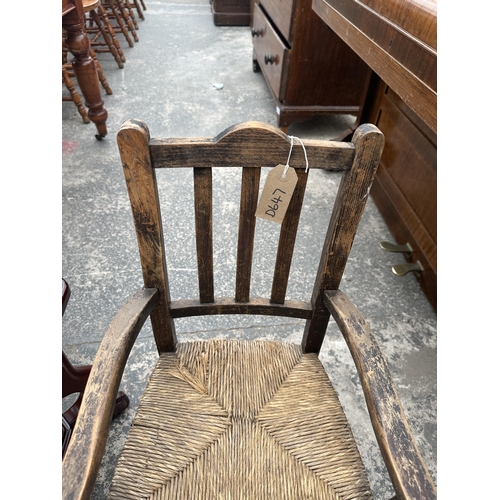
[251,0,371,130]
[212,0,252,26]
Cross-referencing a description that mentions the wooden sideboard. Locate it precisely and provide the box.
[251,0,372,130]
[312,0,437,310]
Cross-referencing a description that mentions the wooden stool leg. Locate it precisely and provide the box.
[132,0,145,21]
[106,0,135,47]
[63,65,90,123]
[115,0,139,43]
[124,0,139,30]
[90,47,113,95]
[91,7,125,67]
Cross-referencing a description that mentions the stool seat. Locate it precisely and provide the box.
[82,0,100,12]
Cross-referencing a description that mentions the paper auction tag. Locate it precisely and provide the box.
[255,164,298,224]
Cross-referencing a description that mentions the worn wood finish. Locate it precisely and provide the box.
[117,120,177,352]
[193,168,215,303]
[150,121,356,169]
[62,287,159,500]
[64,119,435,500]
[324,289,437,500]
[312,0,436,133]
[302,124,384,353]
[270,168,308,304]
[170,297,312,319]
[235,167,261,302]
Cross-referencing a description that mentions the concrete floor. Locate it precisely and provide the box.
[62,1,437,498]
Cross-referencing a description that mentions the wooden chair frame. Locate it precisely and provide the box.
[62,120,436,500]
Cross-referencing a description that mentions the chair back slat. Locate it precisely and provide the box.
[270,168,308,304]
[235,167,261,302]
[193,167,215,303]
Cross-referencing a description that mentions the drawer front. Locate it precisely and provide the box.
[253,4,289,100]
[259,0,295,42]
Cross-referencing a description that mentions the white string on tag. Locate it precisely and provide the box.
[283,135,309,178]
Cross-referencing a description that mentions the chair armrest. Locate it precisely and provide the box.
[62,287,159,500]
[324,289,436,500]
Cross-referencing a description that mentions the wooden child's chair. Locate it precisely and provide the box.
[62,120,436,500]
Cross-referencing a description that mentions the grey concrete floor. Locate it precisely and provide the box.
[62,1,437,498]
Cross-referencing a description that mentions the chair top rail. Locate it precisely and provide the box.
[150,121,356,170]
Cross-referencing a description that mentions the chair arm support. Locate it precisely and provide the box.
[62,287,159,500]
[324,290,436,500]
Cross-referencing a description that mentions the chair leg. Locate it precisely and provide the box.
[62,65,90,124]
[90,47,113,95]
[125,0,139,29]
[106,0,137,46]
[115,0,139,42]
[131,0,145,21]
[89,7,125,68]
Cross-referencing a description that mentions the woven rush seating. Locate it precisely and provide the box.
[108,340,371,499]
[62,119,437,500]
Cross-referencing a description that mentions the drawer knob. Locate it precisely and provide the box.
[264,54,278,65]
[251,28,264,37]
[392,261,425,277]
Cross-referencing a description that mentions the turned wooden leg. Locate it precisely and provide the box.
[132,0,145,21]
[118,0,139,43]
[62,65,90,123]
[93,7,126,66]
[63,13,108,139]
[90,47,113,95]
[105,0,134,47]
[124,0,139,30]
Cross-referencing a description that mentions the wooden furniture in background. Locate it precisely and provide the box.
[251,0,372,132]
[63,0,108,139]
[312,0,437,309]
[211,0,251,25]
[84,0,127,68]
[63,39,113,123]
[62,120,436,500]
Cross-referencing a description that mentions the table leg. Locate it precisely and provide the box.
[63,13,108,139]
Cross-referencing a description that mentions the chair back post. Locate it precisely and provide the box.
[302,124,384,354]
[117,119,177,352]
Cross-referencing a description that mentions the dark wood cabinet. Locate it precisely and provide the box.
[251,0,371,130]
[211,0,252,26]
